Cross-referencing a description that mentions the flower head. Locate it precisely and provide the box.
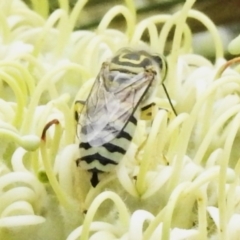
[0,0,240,239]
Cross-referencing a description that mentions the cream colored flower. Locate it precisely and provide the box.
[0,0,240,240]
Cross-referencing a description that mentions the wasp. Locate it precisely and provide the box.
[75,48,177,187]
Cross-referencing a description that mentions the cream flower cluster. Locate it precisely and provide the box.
[0,0,240,239]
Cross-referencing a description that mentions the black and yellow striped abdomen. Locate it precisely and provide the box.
[77,114,137,186]
[79,115,136,171]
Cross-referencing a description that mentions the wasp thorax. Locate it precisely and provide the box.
[108,49,162,75]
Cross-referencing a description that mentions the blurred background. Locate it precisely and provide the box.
[23,0,240,60]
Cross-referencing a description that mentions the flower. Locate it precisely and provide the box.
[0,0,240,239]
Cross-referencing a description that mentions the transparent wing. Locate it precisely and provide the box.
[79,70,154,147]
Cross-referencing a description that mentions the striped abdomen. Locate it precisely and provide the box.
[77,114,137,186]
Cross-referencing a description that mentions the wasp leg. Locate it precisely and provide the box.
[140,102,158,120]
[74,100,85,122]
[75,158,80,166]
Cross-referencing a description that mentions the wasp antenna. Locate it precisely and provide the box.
[74,100,85,115]
[74,111,79,123]
[162,83,178,116]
